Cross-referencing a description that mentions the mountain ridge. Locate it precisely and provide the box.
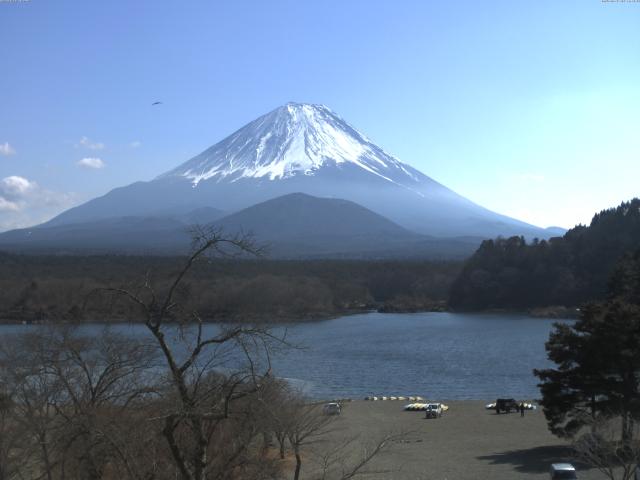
[0,192,482,259]
[27,102,557,243]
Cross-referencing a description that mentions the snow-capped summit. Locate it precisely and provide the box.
[41,102,551,240]
[159,102,423,188]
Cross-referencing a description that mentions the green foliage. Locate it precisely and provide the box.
[608,249,640,304]
[534,253,640,440]
[450,198,640,310]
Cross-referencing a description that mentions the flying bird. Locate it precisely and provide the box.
[152,101,162,106]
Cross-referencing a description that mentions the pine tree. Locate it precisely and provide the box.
[534,250,640,442]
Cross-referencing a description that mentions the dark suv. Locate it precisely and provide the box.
[495,398,518,414]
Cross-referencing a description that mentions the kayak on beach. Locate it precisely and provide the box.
[404,403,450,412]
[485,402,537,410]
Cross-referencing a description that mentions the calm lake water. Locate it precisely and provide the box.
[270,312,565,401]
[0,312,566,401]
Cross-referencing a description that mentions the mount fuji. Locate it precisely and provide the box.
[1,103,557,256]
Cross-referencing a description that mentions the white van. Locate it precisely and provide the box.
[322,402,341,415]
[550,463,577,479]
[424,403,443,419]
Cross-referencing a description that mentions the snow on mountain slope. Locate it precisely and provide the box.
[39,102,550,240]
[159,102,424,190]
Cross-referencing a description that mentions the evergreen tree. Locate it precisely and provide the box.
[450,198,640,310]
[534,252,640,442]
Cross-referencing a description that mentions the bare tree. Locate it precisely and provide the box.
[573,415,640,480]
[258,378,294,460]
[0,390,23,480]
[96,227,283,480]
[45,328,159,479]
[285,398,338,480]
[0,325,163,480]
[0,330,66,480]
[309,432,402,480]
[277,392,405,480]
[0,227,404,480]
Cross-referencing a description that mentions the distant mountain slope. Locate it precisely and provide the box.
[41,102,550,239]
[0,216,190,253]
[0,207,225,254]
[449,198,640,310]
[179,206,226,225]
[0,193,481,258]
[213,193,480,258]
[216,192,414,240]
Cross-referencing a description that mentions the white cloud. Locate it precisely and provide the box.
[0,176,39,213]
[0,175,78,230]
[77,157,105,169]
[0,176,71,209]
[0,175,36,198]
[130,140,142,148]
[0,197,19,212]
[0,142,16,156]
[77,136,105,150]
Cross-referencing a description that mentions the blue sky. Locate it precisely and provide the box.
[1,0,639,230]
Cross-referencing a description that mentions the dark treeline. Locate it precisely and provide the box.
[0,253,461,323]
[449,198,640,311]
[5,198,640,322]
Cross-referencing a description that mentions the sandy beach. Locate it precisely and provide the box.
[309,400,601,480]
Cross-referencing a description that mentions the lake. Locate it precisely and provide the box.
[0,312,566,401]
[270,312,565,401]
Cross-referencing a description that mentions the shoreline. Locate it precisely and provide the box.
[0,307,376,325]
[0,304,579,325]
[311,399,600,480]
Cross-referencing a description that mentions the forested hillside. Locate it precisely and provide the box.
[449,199,640,310]
[0,254,460,323]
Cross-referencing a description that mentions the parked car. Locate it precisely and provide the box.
[323,402,341,415]
[424,403,443,419]
[550,463,577,479]
[495,398,518,414]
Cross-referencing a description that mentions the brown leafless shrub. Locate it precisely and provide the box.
[573,415,640,480]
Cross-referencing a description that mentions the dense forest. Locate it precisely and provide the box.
[0,253,460,323]
[449,199,640,311]
[4,199,639,322]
